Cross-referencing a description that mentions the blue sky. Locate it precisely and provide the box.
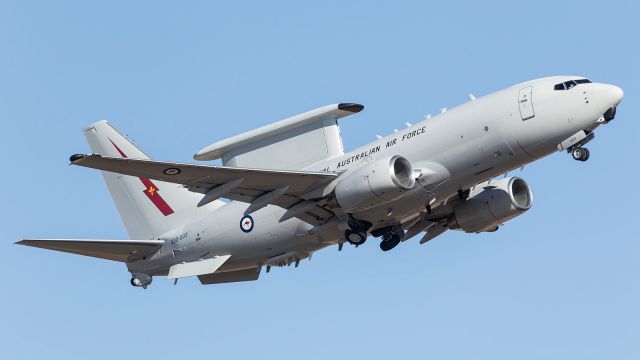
[1,1,638,358]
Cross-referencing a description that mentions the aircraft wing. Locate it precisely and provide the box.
[70,154,339,225]
[17,239,164,262]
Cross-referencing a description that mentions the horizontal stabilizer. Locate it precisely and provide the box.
[167,255,231,279]
[198,267,261,285]
[16,239,164,262]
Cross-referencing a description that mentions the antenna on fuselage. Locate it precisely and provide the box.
[469,94,477,101]
[440,108,447,114]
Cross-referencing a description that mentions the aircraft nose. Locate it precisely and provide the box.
[598,84,623,122]
[604,84,624,106]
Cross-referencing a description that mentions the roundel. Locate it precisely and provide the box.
[163,167,181,175]
[240,215,254,233]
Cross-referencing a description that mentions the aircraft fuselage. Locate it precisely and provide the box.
[128,76,623,277]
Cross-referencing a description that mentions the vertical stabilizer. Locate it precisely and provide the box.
[82,120,222,240]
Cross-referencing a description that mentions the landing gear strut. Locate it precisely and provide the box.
[571,147,590,161]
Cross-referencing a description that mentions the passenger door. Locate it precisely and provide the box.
[518,86,535,120]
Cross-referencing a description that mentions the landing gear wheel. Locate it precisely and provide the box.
[345,229,367,245]
[572,147,590,161]
[380,234,401,252]
[580,148,590,161]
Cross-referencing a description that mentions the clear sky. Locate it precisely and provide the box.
[1,1,638,359]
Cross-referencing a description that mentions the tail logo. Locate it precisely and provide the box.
[109,139,175,216]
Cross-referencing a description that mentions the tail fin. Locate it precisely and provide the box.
[83,120,222,240]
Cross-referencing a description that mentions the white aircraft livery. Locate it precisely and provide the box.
[18,76,623,288]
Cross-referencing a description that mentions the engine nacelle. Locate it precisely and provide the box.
[448,177,533,233]
[334,155,416,213]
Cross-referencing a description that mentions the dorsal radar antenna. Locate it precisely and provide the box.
[375,135,382,139]
[424,114,432,120]
[469,94,477,101]
[405,122,412,127]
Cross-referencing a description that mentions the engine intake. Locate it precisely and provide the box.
[334,155,415,213]
[448,177,533,233]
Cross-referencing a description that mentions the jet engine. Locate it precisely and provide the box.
[334,155,416,213]
[448,177,533,233]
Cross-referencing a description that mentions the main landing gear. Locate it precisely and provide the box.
[379,232,402,251]
[343,216,406,252]
[372,225,404,252]
[571,147,590,162]
[344,216,372,246]
[345,229,367,245]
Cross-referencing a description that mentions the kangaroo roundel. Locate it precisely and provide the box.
[240,215,254,233]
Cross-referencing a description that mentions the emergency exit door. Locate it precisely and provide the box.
[518,86,535,120]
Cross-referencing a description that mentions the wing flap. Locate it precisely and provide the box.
[167,255,231,279]
[17,239,164,262]
[198,267,261,285]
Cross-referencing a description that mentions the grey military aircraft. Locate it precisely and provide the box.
[18,76,623,288]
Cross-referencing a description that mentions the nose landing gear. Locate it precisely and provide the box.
[571,147,590,162]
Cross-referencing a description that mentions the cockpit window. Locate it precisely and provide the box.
[554,78,592,90]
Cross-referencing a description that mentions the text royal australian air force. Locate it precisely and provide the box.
[321,125,427,172]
